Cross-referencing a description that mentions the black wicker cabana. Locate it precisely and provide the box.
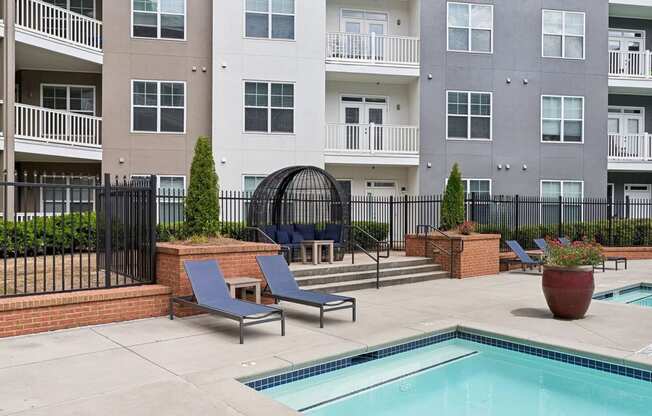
[247,166,350,259]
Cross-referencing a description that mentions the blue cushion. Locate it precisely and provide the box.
[324,224,342,242]
[277,224,295,236]
[291,232,304,244]
[261,225,276,241]
[294,224,315,241]
[276,231,290,244]
[316,229,326,240]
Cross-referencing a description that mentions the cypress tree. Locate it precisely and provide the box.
[441,163,465,230]
[185,137,220,236]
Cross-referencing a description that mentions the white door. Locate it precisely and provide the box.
[608,107,644,158]
[341,10,388,59]
[625,184,652,218]
[367,104,386,151]
[342,102,363,150]
[609,29,645,74]
[366,181,396,197]
[341,99,387,151]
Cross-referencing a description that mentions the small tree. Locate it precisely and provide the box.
[441,163,465,230]
[184,137,220,236]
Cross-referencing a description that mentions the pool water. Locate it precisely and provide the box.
[261,339,652,416]
[595,284,652,308]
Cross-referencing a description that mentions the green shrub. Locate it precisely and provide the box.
[157,221,247,242]
[441,163,465,230]
[185,137,220,237]
[352,221,389,249]
[0,213,97,255]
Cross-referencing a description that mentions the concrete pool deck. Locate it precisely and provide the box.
[2,261,652,415]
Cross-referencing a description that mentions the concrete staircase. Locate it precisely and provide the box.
[294,258,449,293]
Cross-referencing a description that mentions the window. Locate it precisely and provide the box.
[132,80,185,133]
[447,2,493,53]
[132,175,185,223]
[543,10,585,59]
[447,91,492,140]
[133,0,186,40]
[541,95,584,143]
[42,176,96,214]
[42,85,95,116]
[43,0,95,17]
[244,81,294,133]
[462,179,491,197]
[462,178,491,223]
[245,0,295,40]
[541,180,584,223]
[244,175,266,193]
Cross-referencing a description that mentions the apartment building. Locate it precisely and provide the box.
[0,0,211,216]
[2,0,652,216]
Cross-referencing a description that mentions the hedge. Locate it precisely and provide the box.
[351,221,390,249]
[0,213,97,255]
[477,218,652,250]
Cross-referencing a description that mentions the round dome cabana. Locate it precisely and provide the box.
[247,166,350,230]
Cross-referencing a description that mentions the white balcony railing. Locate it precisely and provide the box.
[608,133,652,161]
[326,32,420,66]
[325,124,419,154]
[16,0,103,51]
[609,50,652,79]
[15,103,102,148]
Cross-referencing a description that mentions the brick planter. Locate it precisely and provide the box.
[0,285,171,338]
[406,233,501,279]
[156,241,280,316]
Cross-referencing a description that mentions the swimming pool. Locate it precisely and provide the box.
[594,284,652,308]
[247,332,652,415]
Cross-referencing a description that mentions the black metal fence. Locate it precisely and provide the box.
[157,191,652,252]
[0,174,157,298]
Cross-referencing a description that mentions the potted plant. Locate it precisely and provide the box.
[542,239,604,320]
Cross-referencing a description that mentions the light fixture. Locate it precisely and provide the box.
[505,164,511,170]
[428,74,433,80]
[192,66,197,72]
[497,164,503,170]
[523,78,529,85]
[506,77,512,84]
[522,164,528,171]
[119,157,125,165]
[221,157,227,165]
[427,162,432,169]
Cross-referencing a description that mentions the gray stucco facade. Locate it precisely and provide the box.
[418,0,609,197]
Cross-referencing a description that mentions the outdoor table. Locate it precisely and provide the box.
[300,240,334,265]
[226,277,261,304]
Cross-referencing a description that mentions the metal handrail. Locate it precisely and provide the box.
[244,226,291,262]
[344,224,389,289]
[416,225,464,277]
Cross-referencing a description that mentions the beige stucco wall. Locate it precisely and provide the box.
[100,0,212,179]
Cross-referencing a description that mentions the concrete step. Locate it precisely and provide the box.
[295,264,443,287]
[301,270,450,293]
[291,258,434,277]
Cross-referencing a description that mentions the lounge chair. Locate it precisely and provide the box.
[558,237,571,246]
[170,260,285,344]
[502,240,543,271]
[256,255,356,328]
[533,238,548,254]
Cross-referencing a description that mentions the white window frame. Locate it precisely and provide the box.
[40,175,96,214]
[132,174,186,223]
[41,84,97,116]
[243,175,267,193]
[446,2,494,54]
[45,0,97,17]
[541,95,584,144]
[243,80,295,134]
[244,0,296,41]
[540,180,585,222]
[131,0,187,41]
[446,90,493,141]
[462,178,492,196]
[542,10,586,60]
[131,80,187,134]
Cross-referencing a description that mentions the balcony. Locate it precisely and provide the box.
[325,123,419,166]
[15,0,103,64]
[608,50,652,93]
[325,32,420,78]
[0,103,103,160]
[608,133,652,171]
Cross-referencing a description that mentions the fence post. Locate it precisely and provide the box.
[389,195,394,250]
[403,194,408,248]
[103,173,112,288]
[149,175,158,282]
[626,196,631,219]
[558,195,563,239]
[607,191,613,246]
[470,192,476,222]
[514,195,520,243]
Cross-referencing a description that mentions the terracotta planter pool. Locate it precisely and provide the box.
[542,265,595,320]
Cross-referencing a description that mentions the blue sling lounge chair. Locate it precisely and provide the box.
[257,255,356,328]
[502,240,543,271]
[533,238,549,254]
[170,260,285,344]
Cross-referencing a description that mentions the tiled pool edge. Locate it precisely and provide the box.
[244,329,652,391]
[594,282,652,300]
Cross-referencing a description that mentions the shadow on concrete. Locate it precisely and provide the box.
[510,307,553,319]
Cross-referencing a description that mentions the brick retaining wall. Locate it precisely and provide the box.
[0,285,171,338]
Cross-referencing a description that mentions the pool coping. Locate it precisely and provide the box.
[240,323,652,392]
[593,282,652,301]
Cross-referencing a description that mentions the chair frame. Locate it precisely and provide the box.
[271,294,356,328]
[169,296,285,345]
